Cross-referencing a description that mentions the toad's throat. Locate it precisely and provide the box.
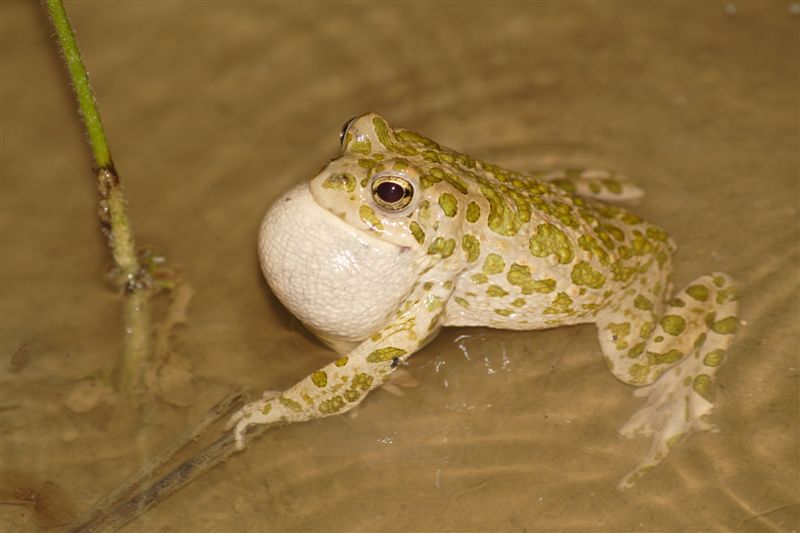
[258,184,416,350]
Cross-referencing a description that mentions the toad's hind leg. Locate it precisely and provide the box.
[536,168,644,202]
[596,273,738,490]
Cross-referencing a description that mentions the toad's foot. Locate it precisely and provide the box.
[617,364,716,491]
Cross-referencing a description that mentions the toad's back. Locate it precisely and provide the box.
[437,164,676,330]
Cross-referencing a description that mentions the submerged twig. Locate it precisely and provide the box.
[72,390,246,531]
[44,0,150,390]
[69,392,278,533]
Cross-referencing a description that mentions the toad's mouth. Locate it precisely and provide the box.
[258,183,416,352]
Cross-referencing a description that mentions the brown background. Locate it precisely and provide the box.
[2,2,798,531]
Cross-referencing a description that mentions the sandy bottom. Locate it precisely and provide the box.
[2,2,798,532]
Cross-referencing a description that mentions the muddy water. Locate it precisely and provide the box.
[2,2,798,531]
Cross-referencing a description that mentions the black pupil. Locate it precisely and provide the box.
[376,181,406,203]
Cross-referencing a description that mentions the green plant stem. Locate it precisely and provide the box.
[45,0,110,168]
[45,0,150,390]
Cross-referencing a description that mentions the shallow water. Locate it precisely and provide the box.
[2,2,798,531]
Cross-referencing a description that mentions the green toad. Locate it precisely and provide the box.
[230,113,739,489]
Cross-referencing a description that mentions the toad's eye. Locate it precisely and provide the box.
[371,174,414,211]
[339,117,357,147]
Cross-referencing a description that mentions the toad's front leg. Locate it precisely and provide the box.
[229,270,455,449]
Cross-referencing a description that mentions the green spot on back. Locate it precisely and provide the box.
[620,212,643,225]
[438,193,458,217]
[486,285,508,297]
[461,234,481,263]
[552,202,579,228]
[466,201,481,223]
[571,261,606,289]
[602,224,625,242]
[660,314,686,336]
[578,235,609,266]
[507,263,556,294]
[428,237,456,258]
[510,191,531,226]
[646,226,669,242]
[529,223,574,264]
[444,172,468,194]
[479,182,521,236]
[482,253,506,275]
[543,292,573,314]
[694,333,707,348]
[396,129,430,144]
[410,222,425,244]
[471,273,488,284]
[631,231,653,256]
[634,295,653,310]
